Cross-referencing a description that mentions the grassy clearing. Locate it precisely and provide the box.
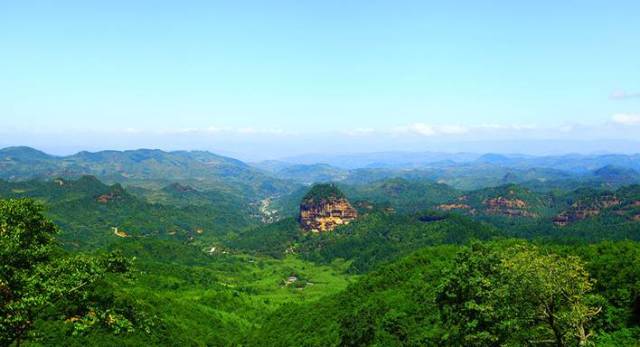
[110,251,356,345]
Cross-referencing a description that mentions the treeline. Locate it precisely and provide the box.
[231,211,500,273]
[251,240,640,346]
[0,199,138,346]
[0,176,258,249]
[1,197,353,346]
[3,178,640,346]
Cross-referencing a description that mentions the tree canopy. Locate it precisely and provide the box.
[0,199,132,346]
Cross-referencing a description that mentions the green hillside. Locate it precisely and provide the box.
[302,183,346,202]
[435,183,554,218]
[19,236,355,346]
[3,149,640,346]
[0,176,257,249]
[250,240,640,346]
[231,211,499,273]
[0,147,296,199]
[341,177,459,214]
[269,178,460,219]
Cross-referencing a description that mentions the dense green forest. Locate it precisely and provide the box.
[0,147,296,199]
[252,241,640,346]
[2,147,640,346]
[0,176,257,249]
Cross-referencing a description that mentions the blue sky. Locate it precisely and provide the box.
[1,1,639,158]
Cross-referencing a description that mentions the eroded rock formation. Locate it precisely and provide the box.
[554,194,627,226]
[483,197,537,217]
[437,203,472,211]
[299,184,358,232]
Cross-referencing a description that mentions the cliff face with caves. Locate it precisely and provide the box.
[299,184,357,232]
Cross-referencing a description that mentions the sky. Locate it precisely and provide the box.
[1,1,639,159]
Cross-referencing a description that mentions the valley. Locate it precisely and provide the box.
[4,4,639,345]
[2,147,640,346]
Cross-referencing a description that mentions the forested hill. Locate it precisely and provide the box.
[251,240,640,346]
[231,211,500,273]
[253,153,640,190]
[2,147,640,346]
[267,178,460,219]
[2,146,639,201]
[434,183,555,219]
[268,179,640,241]
[0,146,296,199]
[0,176,257,249]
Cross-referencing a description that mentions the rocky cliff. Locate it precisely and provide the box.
[553,192,640,226]
[483,196,537,217]
[436,188,540,218]
[299,184,357,232]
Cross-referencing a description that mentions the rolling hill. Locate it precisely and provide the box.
[0,146,296,199]
[0,176,258,248]
[250,240,640,346]
[230,209,499,273]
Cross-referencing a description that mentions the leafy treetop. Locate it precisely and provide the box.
[0,198,133,346]
[302,184,346,203]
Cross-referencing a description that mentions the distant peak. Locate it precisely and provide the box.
[477,153,512,163]
[0,146,52,159]
[76,175,104,185]
[594,165,637,175]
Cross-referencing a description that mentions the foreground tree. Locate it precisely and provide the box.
[436,242,514,346]
[0,199,131,346]
[437,242,601,347]
[501,245,601,346]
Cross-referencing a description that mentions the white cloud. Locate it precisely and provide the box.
[128,126,287,136]
[117,117,634,141]
[342,128,376,136]
[391,123,470,136]
[437,124,469,135]
[610,91,640,100]
[611,113,640,125]
[403,123,436,136]
[123,127,142,134]
[558,124,576,133]
[203,126,228,133]
[391,122,541,137]
[237,127,285,135]
[477,123,537,130]
[156,127,228,135]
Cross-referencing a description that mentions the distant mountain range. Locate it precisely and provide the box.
[255,156,640,190]
[273,151,640,171]
[0,146,294,199]
[276,151,483,169]
[3,146,639,197]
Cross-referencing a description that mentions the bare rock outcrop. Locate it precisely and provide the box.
[553,194,622,226]
[299,184,357,232]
